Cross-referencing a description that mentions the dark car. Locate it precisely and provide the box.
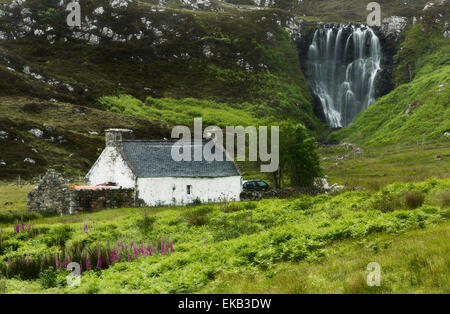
[242,179,270,191]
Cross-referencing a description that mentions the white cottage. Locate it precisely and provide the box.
[85,129,242,206]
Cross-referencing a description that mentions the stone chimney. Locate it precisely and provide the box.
[105,128,134,147]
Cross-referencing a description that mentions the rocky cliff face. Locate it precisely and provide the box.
[0,0,314,104]
[380,16,409,40]
[0,0,305,45]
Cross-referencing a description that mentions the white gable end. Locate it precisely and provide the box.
[86,146,135,188]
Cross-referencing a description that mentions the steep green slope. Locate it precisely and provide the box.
[0,97,170,180]
[99,94,265,127]
[329,24,450,146]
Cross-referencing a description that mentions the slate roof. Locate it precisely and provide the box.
[121,140,241,178]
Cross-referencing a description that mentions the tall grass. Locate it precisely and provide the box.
[99,95,262,128]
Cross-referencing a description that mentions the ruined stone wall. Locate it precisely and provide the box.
[70,188,135,213]
[27,169,70,215]
[27,169,136,215]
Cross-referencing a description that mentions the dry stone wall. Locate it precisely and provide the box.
[72,187,135,213]
[27,169,136,215]
[27,169,70,215]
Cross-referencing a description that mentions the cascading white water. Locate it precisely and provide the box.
[307,25,382,128]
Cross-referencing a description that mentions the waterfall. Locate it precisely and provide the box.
[307,25,381,128]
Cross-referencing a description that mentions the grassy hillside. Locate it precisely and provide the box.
[0,97,170,180]
[293,0,431,23]
[319,142,450,192]
[203,220,450,293]
[0,178,448,293]
[215,0,431,23]
[329,23,450,146]
[99,95,265,127]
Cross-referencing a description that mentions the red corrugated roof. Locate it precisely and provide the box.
[72,186,118,190]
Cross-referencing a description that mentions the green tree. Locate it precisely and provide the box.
[272,121,321,189]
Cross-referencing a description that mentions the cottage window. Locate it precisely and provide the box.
[187,185,192,195]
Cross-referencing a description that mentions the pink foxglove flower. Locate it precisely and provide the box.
[97,252,102,269]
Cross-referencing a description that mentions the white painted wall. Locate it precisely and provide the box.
[85,146,135,188]
[137,176,242,206]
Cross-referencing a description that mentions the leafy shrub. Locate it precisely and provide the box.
[329,210,343,219]
[39,266,57,289]
[289,196,314,210]
[405,191,425,209]
[0,277,6,294]
[183,207,213,226]
[4,252,58,280]
[371,191,403,212]
[43,225,73,247]
[213,212,258,241]
[136,210,157,234]
[437,190,450,208]
[219,202,257,213]
[243,202,258,210]
[0,239,21,255]
[0,211,42,225]
[219,202,241,213]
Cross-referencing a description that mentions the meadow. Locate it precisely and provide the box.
[0,177,448,294]
[319,141,450,192]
